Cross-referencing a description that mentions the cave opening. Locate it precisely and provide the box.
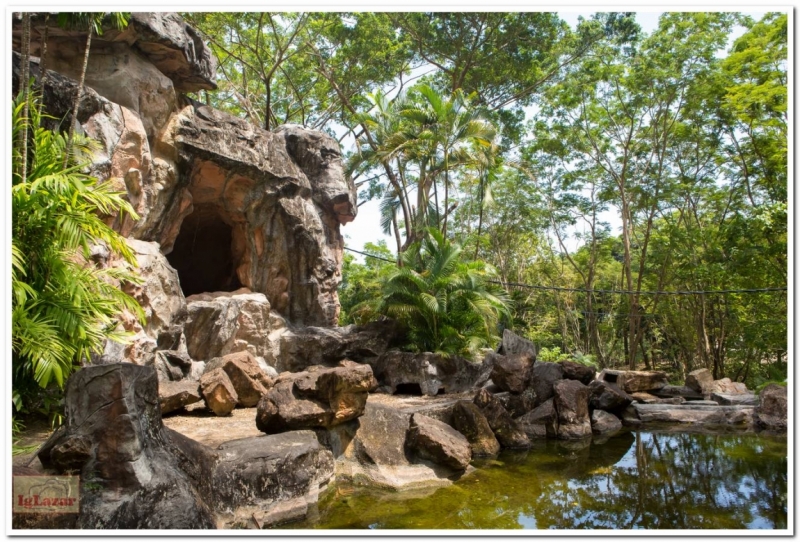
[394,383,423,396]
[166,205,242,297]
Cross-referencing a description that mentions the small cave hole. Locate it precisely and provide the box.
[394,383,423,396]
[166,206,242,297]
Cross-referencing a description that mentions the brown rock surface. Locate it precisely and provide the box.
[204,351,273,407]
[451,400,501,457]
[472,389,530,449]
[490,353,534,394]
[200,368,239,416]
[753,384,787,431]
[407,413,472,471]
[553,379,592,440]
[159,379,203,414]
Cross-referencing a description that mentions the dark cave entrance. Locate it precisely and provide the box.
[166,205,242,297]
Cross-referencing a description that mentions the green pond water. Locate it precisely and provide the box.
[293,430,787,530]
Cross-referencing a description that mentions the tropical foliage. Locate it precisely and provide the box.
[11,91,143,419]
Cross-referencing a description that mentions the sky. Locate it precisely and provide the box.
[340,9,773,260]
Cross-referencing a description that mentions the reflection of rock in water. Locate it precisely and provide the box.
[585,430,636,471]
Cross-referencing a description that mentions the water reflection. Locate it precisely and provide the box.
[295,431,787,530]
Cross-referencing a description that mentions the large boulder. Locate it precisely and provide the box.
[588,380,634,414]
[472,389,530,449]
[159,380,202,414]
[707,378,750,395]
[184,290,286,367]
[212,431,335,528]
[753,384,787,431]
[276,319,402,372]
[597,369,669,393]
[407,414,472,471]
[686,368,714,393]
[255,362,373,433]
[632,403,754,426]
[370,351,491,396]
[451,401,500,457]
[559,360,596,385]
[553,379,592,440]
[200,368,238,416]
[322,401,462,490]
[497,328,537,358]
[489,353,534,394]
[529,362,564,407]
[591,410,622,435]
[36,364,215,529]
[204,351,273,407]
[652,384,704,401]
[495,389,538,418]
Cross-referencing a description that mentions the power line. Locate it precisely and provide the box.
[497,280,787,296]
[343,247,788,297]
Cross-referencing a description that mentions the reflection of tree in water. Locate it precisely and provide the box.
[297,431,786,529]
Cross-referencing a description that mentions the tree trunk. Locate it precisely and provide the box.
[17,13,31,182]
[64,20,93,168]
[37,14,50,121]
[474,173,485,259]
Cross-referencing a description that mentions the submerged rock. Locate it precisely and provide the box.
[591,410,622,435]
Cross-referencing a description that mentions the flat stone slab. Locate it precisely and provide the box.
[712,392,758,406]
[632,403,754,425]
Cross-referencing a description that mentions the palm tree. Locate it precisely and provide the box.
[379,228,511,357]
[12,91,143,409]
[403,84,496,236]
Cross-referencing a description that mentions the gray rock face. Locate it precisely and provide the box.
[200,368,238,416]
[159,379,202,414]
[203,351,273,407]
[652,384,704,401]
[276,319,402,372]
[490,353,534,393]
[588,380,634,414]
[407,413,472,471]
[553,380,592,440]
[712,392,758,406]
[495,388,538,418]
[753,384,787,431]
[451,400,500,457]
[370,351,490,396]
[255,363,374,433]
[472,389,530,449]
[324,401,462,490]
[164,103,355,326]
[591,410,622,435]
[530,362,564,407]
[515,398,557,440]
[126,13,218,92]
[598,369,669,393]
[633,403,754,425]
[213,431,335,528]
[559,360,596,385]
[37,364,215,529]
[184,290,286,364]
[497,328,537,358]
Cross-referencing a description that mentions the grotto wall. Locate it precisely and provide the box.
[13,12,358,371]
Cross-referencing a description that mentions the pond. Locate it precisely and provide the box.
[293,430,787,530]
